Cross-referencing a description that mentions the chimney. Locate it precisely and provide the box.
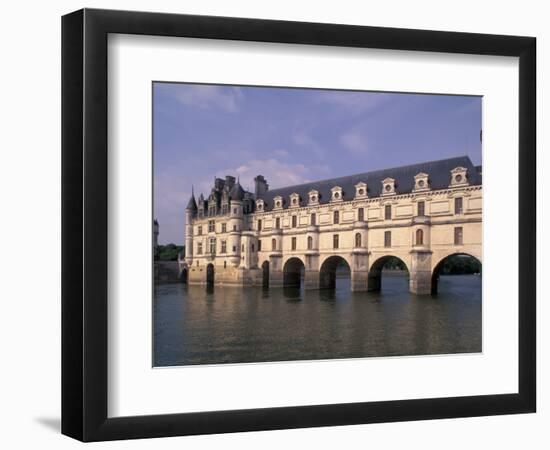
[225,175,236,190]
[214,177,225,191]
[254,175,269,199]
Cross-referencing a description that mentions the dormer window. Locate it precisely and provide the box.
[331,186,343,202]
[354,182,368,199]
[256,199,264,211]
[450,167,469,187]
[413,172,430,192]
[381,177,396,196]
[273,196,283,210]
[308,190,319,205]
[289,193,300,208]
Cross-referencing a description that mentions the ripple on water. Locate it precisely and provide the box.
[153,275,481,366]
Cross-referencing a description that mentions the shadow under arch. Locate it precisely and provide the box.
[283,257,305,288]
[368,255,409,292]
[319,255,351,290]
[261,260,269,288]
[206,263,215,287]
[431,253,481,295]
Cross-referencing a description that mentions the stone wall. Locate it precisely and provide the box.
[154,261,182,283]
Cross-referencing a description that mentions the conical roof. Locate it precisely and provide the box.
[186,192,197,210]
[230,181,245,201]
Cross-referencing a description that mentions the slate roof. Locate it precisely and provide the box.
[229,181,246,201]
[262,156,481,211]
[186,193,197,210]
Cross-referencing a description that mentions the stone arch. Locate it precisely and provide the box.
[431,252,482,295]
[206,263,215,286]
[319,253,353,270]
[283,257,305,288]
[282,254,307,270]
[367,255,409,292]
[319,255,351,290]
[261,260,270,288]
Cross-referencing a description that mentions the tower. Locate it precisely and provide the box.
[185,189,197,265]
[228,180,245,267]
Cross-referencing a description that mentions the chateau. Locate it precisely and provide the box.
[181,156,482,295]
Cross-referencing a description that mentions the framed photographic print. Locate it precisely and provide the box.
[61,8,536,441]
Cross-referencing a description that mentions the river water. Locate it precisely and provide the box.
[154,274,481,367]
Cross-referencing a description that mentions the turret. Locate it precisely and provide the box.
[229,180,245,202]
[228,180,245,266]
[185,190,197,264]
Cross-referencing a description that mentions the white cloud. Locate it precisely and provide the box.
[173,85,243,112]
[217,158,313,191]
[340,130,368,155]
[273,149,289,157]
[315,91,393,115]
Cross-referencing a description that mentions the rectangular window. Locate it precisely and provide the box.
[258,240,262,251]
[208,220,215,233]
[384,231,391,247]
[291,237,297,250]
[333,234,339,249]
[222,204,228,215]
[455,197,463,214]
[275,217,280,229]
[333,210,339,224]
[257,219,262,231]
[385,204,392,220]
[221,241,227,253]
[232,245,236,252]
[209,238,216,254]
[233,224,237,231]
[221,223,226,233]
[454,227,463,245]
[358,207,364,222]
[224,261,227,268]
[251,244,255,252]
[197,243,203,255]
[292,215,297,228]
[311,213,316,225]
[198,225,202,236]
[417,201,425,217]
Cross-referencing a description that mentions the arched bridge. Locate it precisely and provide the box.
[257,247,481,295]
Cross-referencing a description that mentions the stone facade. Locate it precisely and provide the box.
[182,156,482,295]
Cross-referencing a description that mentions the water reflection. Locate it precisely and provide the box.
[154,275,481,367]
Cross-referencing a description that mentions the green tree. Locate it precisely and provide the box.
[156,244,184,261]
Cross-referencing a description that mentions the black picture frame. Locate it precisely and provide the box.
[62,8,536,442]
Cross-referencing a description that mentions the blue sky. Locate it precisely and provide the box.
[154,83,481,244]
